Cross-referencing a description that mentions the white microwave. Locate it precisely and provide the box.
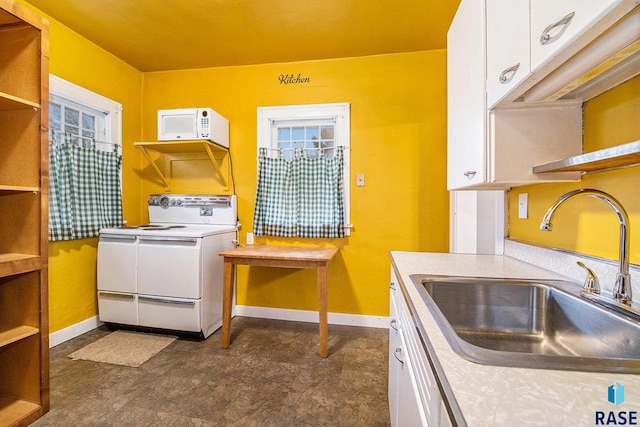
[157,108,229,148]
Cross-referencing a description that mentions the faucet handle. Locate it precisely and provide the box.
[577,261,600,295]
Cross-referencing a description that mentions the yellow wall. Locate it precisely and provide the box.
[142,51,450,315]
[21,1,449,331]
[20,1,145,332]
[508,76,640,265]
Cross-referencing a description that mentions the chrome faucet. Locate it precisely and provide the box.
[540,188,632,305]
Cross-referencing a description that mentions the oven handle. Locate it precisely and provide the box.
[98,291,135,299]
[99,234,137,241]
[138,296,196,306]
[138,236,199,243]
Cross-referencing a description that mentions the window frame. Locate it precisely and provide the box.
[257,102,351,234]
[49,75,122,155]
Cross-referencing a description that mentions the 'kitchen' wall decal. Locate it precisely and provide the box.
[278,73,311,85]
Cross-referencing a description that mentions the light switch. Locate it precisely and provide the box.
[356,173,365,187]
[518,193,528,219]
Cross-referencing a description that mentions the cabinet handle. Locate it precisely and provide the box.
[139,236,198,243]
[98,291,134,300]
[389,282,397,291]
[100,233,137,241]
[540,12,575,45]
[463,170,477,178]
[390,318,399,331]
[499,63,520,84]
[139,296,196,306]
[394,347,404,364]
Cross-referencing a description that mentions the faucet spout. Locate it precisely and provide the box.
[540,189,632,304]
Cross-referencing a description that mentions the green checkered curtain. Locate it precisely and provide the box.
[49,134,123,241]
[253,146,345,238]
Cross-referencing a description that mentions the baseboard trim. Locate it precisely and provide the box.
[49,316,103,348]
[235,305,389,329]
[49,307,389,347]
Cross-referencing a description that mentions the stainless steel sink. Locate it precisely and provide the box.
[410,275,640,373]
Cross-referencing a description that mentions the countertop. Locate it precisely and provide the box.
[390,251,640,426]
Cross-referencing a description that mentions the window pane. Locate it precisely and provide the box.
[65,108,80,126]
[50,103,62,122]
[320,126,334,140]
[307,126,319,141]
[292,127,304,141]
[82,113,95,132]
[278,127,291,141]
[65,124,79,136]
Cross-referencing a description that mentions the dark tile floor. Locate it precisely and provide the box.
[33,317,390,426]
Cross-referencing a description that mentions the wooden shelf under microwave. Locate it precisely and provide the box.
[533,140,640,174]
[134,141,229,190]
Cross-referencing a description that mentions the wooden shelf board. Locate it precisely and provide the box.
[0,92,39,111]
[0,254,42,277]
[0,325,38,348]
[533,140,640,173]
[0,396,42,427]
[0,185,39,194]
[134,140,228,154]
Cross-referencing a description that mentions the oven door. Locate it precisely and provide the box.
[136,235,202,299]
[97,233,139,325]
[97,233,137,293]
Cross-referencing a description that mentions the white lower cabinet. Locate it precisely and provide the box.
[389,270,452,427]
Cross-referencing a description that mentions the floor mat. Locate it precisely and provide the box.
[67,330,176,367]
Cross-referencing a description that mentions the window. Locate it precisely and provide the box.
[49,75,122,154]
[50,95,102,149]
[256,103,351,237]
[48,75,123,241]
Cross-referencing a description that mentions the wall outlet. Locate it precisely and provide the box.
[518,193,528,219]
[246,232,254,245]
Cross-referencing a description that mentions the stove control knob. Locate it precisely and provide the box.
[159,196,170,208]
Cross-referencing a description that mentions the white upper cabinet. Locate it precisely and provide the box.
[447,0,639,190]
[486,0,531,109]
[530,0,622,73]
[447,0,486,188]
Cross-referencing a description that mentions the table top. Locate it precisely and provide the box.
[219,245,338,262]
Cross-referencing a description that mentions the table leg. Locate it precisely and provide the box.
[317,263,329,358]
[221,258,235,349]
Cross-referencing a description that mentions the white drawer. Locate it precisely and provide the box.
[98,291,138,325]
[138,295,201,332]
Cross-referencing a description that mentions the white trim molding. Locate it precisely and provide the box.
[235,305,389,329]
[49,316,103,348]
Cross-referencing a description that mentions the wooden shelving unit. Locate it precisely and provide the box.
[0,0,50,425]
[135,140,230,191]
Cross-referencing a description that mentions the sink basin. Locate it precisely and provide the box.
[410,275,640,373]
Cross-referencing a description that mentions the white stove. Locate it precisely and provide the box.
[97,194,238,339]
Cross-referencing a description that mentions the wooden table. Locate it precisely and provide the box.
[219,245,339,357]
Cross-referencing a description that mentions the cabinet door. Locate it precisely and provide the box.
[97,235,137,293]
[447,0,486,190]
[396,331,429,427]
[486,0,531,108]
[530,0,621,72]
[388,288,400,426]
